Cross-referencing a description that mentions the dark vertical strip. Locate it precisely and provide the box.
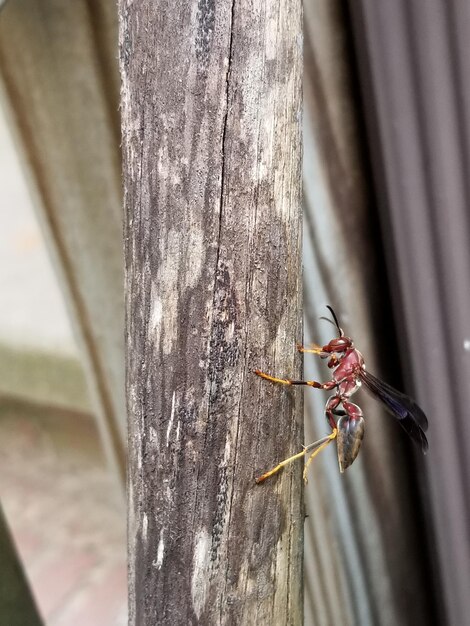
[0,506,43,626]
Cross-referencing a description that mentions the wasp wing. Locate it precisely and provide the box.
[359,370,429,453]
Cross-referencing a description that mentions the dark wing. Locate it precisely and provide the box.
[359,370,429,453]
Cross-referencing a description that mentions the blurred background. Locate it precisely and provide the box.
[0,2,126,625]
[0,1,469,625]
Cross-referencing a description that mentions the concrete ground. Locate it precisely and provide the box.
[0,399,127,625]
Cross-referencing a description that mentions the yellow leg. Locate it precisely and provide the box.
[296,342,325,355]
[254,370,293,386]
[254,369,329,389]
[255,431,336,484]
[303,428,337,484]
[255,448,307,483]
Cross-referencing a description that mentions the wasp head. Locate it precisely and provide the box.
[324,336,353,354]
[320,305,353,355]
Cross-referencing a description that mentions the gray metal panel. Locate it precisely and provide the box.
[349,2,470,624]
[303,2,434,624]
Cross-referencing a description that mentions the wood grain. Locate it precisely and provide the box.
[120,0,303,623]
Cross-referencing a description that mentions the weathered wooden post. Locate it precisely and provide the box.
[120,1,302,623]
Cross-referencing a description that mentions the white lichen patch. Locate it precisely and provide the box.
[149,296,163,338]
[274,310,289,350]
[157,142,169,180]
[222,434,231,465]
[153,529,165,570]
[149,426,158,444]
[264,3,278,61]
[142,512,148,544]
[273,533,290,617]
[191,528,211,620]
[185,229,204,289]
[175,418,181,443]
[166,391,176,447]
[152,226,205,355]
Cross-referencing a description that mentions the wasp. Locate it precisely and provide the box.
[255,306,428,483]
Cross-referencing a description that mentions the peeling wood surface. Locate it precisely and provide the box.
[0,0,125,483]
[120,1,302,624]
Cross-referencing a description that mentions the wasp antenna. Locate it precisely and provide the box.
[326,305,344,337]
[319,316,337,328]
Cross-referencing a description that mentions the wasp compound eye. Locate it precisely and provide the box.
[326,337,351,352]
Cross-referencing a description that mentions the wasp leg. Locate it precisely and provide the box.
[303,428,338,484]
[254,369,337,390]
[325,395,342,430]
[296,342,327,355]
[255,433,334,484]
[255,448,307,483]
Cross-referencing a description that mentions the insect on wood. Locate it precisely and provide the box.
[255,306,429,483]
